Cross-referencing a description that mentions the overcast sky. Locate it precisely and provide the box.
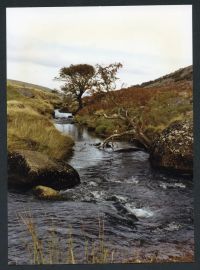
[7,5,192,89]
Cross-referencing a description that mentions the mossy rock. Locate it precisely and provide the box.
[8,150,80,189]
[33,185,60,200]
[150,119,193,174]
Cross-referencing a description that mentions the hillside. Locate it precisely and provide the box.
[77,65,192,138]
[7,79,54,93]
[7,81,73,160]
[137,65,192,88]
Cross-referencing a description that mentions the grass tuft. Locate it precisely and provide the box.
[7,83,73,159]
[18,211,194,264]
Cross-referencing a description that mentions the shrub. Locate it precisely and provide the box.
[95,125,107,134]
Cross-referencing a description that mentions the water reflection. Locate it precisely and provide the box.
[55,123,105,169]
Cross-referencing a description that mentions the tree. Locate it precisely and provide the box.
[56,64,95,113]
[96,62,123,93]
[91,63,151,150]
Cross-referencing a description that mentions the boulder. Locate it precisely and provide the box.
[8,150,80,189]
[33,185,60,200]
[150,120,193,174]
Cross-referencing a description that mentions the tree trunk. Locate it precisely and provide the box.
[74,97,83,115]
[78,97,83,110]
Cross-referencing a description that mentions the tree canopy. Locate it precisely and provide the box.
[56,63,122,114]
[95,63,123,93]
[56,64,95,113]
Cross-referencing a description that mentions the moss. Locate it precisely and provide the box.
[33,185,60,199]
[95,125,107,134]
[150,119,193,174]
[8,150,80,189]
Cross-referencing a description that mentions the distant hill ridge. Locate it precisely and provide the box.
[136,65,193,88]
[7,79,53,92]
[8,65,193,94]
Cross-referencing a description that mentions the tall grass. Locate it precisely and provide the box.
[19,212,115,264]
[7,84,73,159]
[18,211,194,264]
[8,104,73,159]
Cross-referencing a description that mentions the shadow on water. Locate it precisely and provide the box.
[8,116,194,264]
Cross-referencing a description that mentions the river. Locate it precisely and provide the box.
[8,113,194,264]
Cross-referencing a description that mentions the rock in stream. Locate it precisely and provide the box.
[150,119,193,174]
[8,150,80,190]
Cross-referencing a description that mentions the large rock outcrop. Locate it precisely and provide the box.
[150,120,193,174]
[8,150,80,189]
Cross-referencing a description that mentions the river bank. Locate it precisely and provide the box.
[7,82,74,160]
[7,82,80,190]
[8,119,194,264]
[75,115,193,175]
[74,74,193,174]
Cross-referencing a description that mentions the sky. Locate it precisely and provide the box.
[7,5,192,90]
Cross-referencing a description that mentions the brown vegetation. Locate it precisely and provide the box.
[76,79,192,144]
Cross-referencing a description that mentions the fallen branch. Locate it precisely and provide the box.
[98,130,136,149]
[97,128,151,150]
[93,99,151,151]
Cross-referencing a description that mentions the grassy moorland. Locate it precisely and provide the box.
[7,82,74,160]
[7,79,54,93]
[76,66,193,144]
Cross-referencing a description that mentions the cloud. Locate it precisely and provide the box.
[7,5,192,88]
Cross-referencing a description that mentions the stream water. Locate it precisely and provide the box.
[8,115,194,264]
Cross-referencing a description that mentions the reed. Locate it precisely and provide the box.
[18,211,194,264]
